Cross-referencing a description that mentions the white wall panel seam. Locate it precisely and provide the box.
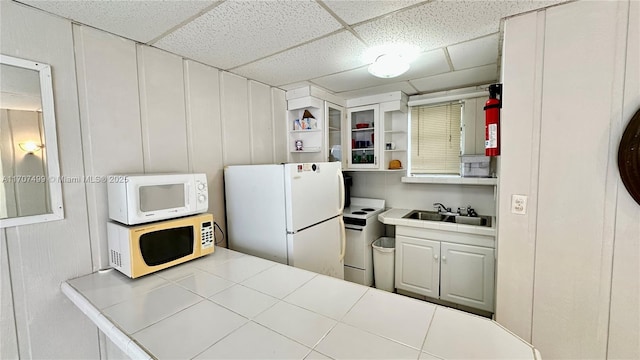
[6,227,32,358]
[1,228,20,359]
[136,45,150,172]
[71,24,100,273]
[183,60,195,173]
[219,72,228,165]
[603,1,631,356]
[270,87,276,163]
[248,81,255,164]
[528,9,546,343]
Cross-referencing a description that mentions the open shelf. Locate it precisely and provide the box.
[291,147,321,153]
[401,176,498,185]
[290,129,321,133]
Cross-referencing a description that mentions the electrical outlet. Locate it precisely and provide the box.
[511,195,528,215]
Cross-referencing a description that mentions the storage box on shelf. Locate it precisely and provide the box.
[460,155,491,178]
[346,92,408,171]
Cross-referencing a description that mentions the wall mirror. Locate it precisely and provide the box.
[0,54,63,228]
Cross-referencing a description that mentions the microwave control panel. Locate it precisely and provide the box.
[201,221,214,249]
[196,179,208,204]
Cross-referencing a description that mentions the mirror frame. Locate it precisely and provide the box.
[0,54,64,228]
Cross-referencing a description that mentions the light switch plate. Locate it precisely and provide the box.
[511,194,527,215]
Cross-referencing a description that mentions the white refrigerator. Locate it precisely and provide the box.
[224,162,346,279]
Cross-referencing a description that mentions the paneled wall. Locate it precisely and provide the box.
[496,1,639,359]
[1,1,287,358]
[1,2,98,358]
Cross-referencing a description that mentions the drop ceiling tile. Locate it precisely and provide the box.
[313,49,448,93]
[232,31,368,87]
[337,82,418,99]
[279,81,316,91]
[354,1,568,51]
[19,0,217,43]
[323,0,424,25]
[448,34,499,70]
[410,64,497,93]
[154,0,342,70]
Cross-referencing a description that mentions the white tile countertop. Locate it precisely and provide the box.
[62,247,537,359]
[378,208,496,237]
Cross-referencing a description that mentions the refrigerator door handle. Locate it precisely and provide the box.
[337,170,345,214]
[339,215,346,262]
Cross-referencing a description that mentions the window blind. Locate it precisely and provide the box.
[410,103,462,174]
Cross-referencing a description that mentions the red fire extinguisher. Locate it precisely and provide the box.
[484,84,502,156]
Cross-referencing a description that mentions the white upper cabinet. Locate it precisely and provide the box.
[285,86,346,165]
[347,104,379,169]
[345,91,408,171]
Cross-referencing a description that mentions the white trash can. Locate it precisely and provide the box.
[372,237,396,292]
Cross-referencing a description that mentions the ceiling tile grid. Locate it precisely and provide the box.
[312,48,449,93]
[232,30,368,87]
[353,0,568,52]
[447,33,499,70]
[154,0,343,70]
[335,81,418,99]
[322,0,426,25]
[18,0,217,43]
[14,0,570,95]
[409,63,498,93]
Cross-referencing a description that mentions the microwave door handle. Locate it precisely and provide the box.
[184,183,190,206]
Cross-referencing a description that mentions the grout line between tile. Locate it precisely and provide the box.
[130,298,207,336]
[188,319,251,360]
[420,306,439,353]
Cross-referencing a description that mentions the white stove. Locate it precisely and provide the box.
[343,197,385,225]
[342,197,385,287]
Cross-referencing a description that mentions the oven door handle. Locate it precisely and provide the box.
[339,215,346,262]
[345,226,362,231]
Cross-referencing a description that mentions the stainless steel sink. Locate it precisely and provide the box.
[403,210,448,222]
[403,210,492,227]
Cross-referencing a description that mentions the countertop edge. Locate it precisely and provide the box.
[61,282,152,360]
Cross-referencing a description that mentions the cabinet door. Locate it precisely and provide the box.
[440,242,495,312]
[347,104,379,169]
[326,102,345,167]
[395,235,440,297]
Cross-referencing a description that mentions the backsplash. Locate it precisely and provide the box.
[347,171,496,216]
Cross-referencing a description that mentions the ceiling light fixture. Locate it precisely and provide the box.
[19,141,43,154]
[368,53,411,78]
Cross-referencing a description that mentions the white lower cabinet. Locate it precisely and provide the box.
[395,231,495,312]
[440,242,495,312]
[395,236,440,298]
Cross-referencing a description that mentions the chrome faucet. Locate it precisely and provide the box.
[433,203,451,214]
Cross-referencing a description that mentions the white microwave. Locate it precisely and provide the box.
[107,173,208,225]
